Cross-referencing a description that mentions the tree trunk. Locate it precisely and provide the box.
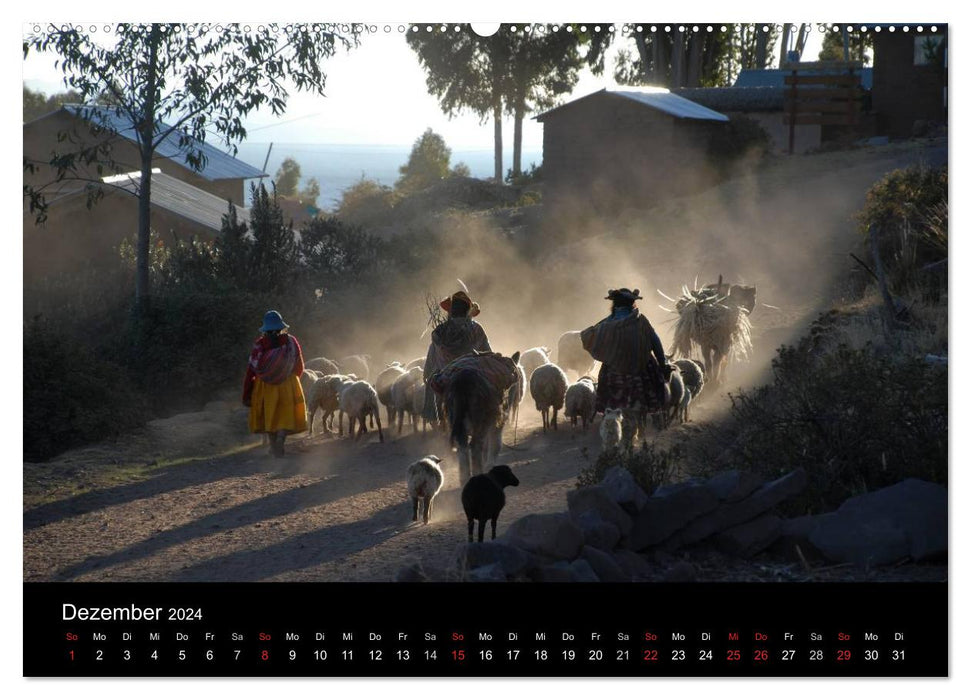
[779,23,791,67]
[135,23,162,311]
[795,24,808,59]
[512,95,524,177]
[755,26,768,69]
[633,31,651,83]
[671,30,685,87]
[493,101,503,182]
[686,32,703,87]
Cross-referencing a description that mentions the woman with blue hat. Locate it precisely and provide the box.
[242,310,308,457]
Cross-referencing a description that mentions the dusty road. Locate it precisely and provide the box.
[23,139,947,583]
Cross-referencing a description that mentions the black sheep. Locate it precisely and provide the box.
[461,464,520,542]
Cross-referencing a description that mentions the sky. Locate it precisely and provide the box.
[21,21,826,151]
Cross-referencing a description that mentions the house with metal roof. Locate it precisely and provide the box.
[535,87,729,208]
[24,169,252,282]
[24,104,265,205]
[24,104,264,281]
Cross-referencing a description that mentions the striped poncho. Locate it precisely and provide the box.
[580,308,665,375]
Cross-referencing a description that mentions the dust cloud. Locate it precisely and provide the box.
[305,142,913,400]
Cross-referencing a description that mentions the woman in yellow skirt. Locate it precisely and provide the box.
[242,310,308,457]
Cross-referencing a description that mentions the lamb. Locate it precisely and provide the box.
[600,408,624,453]
[564,376,597,431]
[529,362,569,432]
[461,464,520,542]
[556,330,596,378]
[307,373,354,435]
[406,455,444,525]
[375,362,407,426]
[405,356,425,371]
[337,380,384,442]
[339,354,371,381]
[390,366,424,434]
[518,346,551,379]
[305,356,340,375]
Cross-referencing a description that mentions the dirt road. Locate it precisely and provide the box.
[23,139,947,583]
[24,409,604,582]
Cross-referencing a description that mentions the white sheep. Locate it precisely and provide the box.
[405,356,425,371]
[339,354,371,381]
[412,382,430,433]
[305,356,340,375]
[307,373,354,435]
[390,366,424,434]
[338,380,384,442]
[564,376,597,431]
[519,346,551,379]
[529,362,568,432]
[375,362,407,426]
[600,408,624,452]
[406,455,444,524]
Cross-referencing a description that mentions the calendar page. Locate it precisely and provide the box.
[22,17,949,679]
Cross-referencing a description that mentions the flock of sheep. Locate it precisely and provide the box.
[288,330,708,543]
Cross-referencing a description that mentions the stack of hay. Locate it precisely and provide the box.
[670,285,753,362]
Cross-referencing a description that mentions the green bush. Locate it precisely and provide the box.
[856,166,948,292]
[336,176,397,230]
[24,319,148,461]
[505,162,543,187]
[577,440,685,495]
[692,341,947,515]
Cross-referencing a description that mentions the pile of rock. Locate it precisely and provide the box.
[395,467,947,582]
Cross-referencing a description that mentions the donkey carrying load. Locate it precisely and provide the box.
[665,277,756,386]
[427,351,521,485]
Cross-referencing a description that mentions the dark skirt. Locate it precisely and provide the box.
[595,363,664,414]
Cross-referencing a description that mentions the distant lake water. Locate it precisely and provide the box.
[235,142,544,210]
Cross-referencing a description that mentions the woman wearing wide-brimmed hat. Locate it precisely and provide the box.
[581,288,671,439]
[242,310,308,457]
[421,290,493,424]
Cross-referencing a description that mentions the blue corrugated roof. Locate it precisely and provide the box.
[734,68,873,90]
[63,104,265,181]
[536,87,729,122]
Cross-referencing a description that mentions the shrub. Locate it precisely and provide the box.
[336,176,397,230]
[692,341,947,515]
[505,162,543,187]
[577,441,685,495]
[24,318,148,461]
[855,166,948,292]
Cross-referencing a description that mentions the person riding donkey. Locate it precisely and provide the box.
[581,288,673,444]
[422,290,493,427]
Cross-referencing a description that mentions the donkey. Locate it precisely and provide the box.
[446,351,520,485]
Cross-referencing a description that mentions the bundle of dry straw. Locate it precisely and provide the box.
[663,284,753,362]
